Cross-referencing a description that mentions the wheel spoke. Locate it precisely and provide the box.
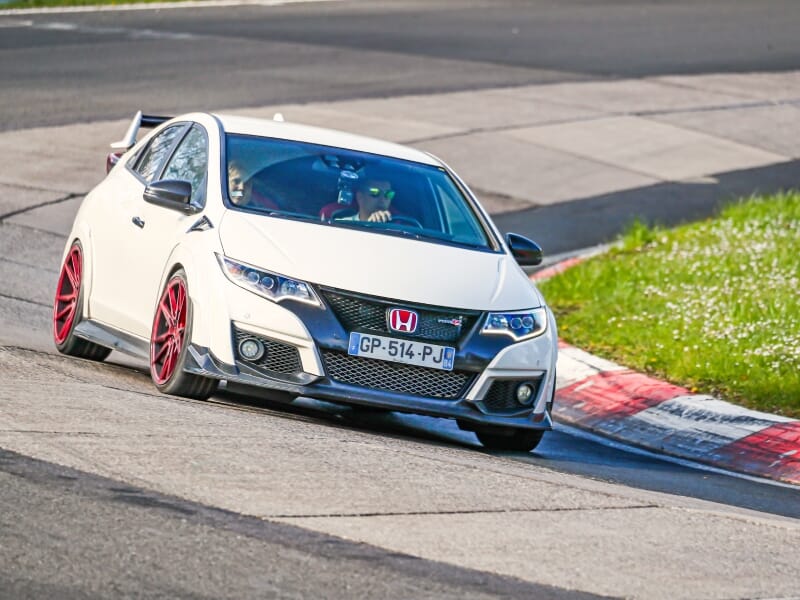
[57,290,77,302]
[55,321,69,340]
[64,262,79,291]
[163,343,177,378]
[157,352,170,381]
[154,330,171,343]
[70,251,81,284]
[152,341,170,364]
[168,285,178,317]
[64,263,77,290]
[158,300,172,323]
[176,285,186,321]
[55,302,75,321]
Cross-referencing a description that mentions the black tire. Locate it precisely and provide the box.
[150,269,219,400]
[53,241,112,361]
[476,428,544,452]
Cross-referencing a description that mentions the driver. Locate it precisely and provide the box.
[350,178,396,222]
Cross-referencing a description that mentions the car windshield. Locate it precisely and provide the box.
[225,134,494,250]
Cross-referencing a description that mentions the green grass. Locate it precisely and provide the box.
[541,191,800,417]
[3,0,194,8]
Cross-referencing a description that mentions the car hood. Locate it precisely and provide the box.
[218,211,543,311]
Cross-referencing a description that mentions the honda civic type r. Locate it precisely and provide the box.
[53,111,558,451]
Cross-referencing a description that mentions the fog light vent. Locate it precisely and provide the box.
[516,383,535,405]
[481,378,542,413]
[238,338,265,361]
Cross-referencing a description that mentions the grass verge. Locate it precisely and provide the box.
[540,191,800,417]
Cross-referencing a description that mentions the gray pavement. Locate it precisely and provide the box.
[1,347,800,600]
[1,447,601,600]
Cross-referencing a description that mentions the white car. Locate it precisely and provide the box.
[53,111,558,451]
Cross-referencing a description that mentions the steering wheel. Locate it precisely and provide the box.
[389,215,423,228]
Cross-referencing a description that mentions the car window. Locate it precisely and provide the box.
[225,134,494,251]
[133,125,184,183]
[436,184,486,242]
[162,125,208,204]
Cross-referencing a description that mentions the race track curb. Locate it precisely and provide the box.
[532,260,800,486]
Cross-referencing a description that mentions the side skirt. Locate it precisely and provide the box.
[73,320,150,359]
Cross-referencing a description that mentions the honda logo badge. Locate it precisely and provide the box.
[388,308,419,333]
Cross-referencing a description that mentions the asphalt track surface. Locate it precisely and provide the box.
[1,447,604,600]
[3,0,800,131]
[2,1,800,598]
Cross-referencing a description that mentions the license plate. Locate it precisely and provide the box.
[347,332,455,371]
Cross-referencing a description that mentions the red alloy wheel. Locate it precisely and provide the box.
[150,276,188,385]
[53,245,83,345]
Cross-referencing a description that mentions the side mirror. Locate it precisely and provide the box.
[143,180,198,214]
[506,233,543,266]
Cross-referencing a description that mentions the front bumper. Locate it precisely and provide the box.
[185,343,554,431]
[193,278,557,430]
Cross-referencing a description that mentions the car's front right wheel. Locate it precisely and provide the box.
[150,269,218,400]
[476,428,544,452]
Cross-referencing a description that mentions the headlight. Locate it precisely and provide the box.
[481,307,548,341]
[216,254,321,307]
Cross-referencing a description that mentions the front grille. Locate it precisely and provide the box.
[322,290,480,343]
[322,350,474,399]
[482,378,542,412]
[233,327,302,375]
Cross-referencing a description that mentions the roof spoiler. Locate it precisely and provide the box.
[110,111,173,150]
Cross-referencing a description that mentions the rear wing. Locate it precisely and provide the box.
[110,111,172,150]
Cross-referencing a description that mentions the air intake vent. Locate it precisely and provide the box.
[321,350,474,399]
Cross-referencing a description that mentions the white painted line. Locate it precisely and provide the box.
[0,0,338,17]
[26,20,198,39]
[0,18,33,26]
[37,21,76,29]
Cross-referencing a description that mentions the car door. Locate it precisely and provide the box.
[126,124,211,339]
[90,123,188,335]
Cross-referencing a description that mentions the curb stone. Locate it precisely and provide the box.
[531,258,800,486]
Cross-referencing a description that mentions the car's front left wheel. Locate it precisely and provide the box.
[150,269,218,400]
[53,241,111,361]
